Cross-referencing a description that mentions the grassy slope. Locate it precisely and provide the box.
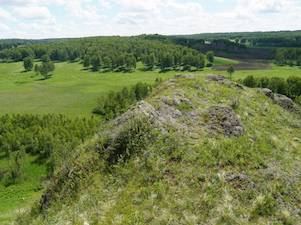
[0,61,301,116]
[0,155,46,224]
[21,76,301,225]
[214,56,239,66]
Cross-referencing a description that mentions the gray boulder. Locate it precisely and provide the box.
[206,74,225,82]
[273,94,298,112]
[260,88,300,113]
[205,106,244,137]
[261,88,274,99]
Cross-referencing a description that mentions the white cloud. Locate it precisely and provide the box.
[12,6,54,21]
[0,7,11,20]
[0,0,301,39]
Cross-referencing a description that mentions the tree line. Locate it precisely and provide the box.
[275,48,301,67]
[0,36,211,72]
[0,114,98,186]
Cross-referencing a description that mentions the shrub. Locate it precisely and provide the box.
[287,76,301,98]
[243,75,257,88]
[107,117,156,164]
[268,77,288,96]
[93,82,152,120]
[241,76,301,104]
[23,56,33,71]
[257,77,270,88]
[3,149,25,186]
[0,114,98,177]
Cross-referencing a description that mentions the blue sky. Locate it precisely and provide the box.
[0,0,301,39]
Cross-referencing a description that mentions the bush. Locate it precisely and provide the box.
[3,149,25,186]
[287,76,301,98]
[241,76,301,104]
[23,56,33,71]
[93,82,152,120]
[268,77,288,96]
[107,117,156,164]
[243,75,257,88]
[0,114,98,177]
[257,77,270,88]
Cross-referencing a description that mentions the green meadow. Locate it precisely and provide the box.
[0,61,300,116]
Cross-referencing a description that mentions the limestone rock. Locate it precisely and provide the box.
[205,106,244,137]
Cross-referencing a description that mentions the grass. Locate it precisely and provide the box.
[219,64,301,79]
[20,75,301,224]
[0,155,46,224]
[0,62,179,116]
[0,61,300,117]
[214,56,239,66]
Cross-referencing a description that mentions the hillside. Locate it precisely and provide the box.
[17,74,301,225]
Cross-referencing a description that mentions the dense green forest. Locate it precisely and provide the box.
[0,37,207,72]
[0,115,98,186]
[166,31,301,60]
[172,30,301,47]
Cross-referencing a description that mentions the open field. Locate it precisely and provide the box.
[0,61,300,116]
[213,56,239,66]
[0,62,179,116]
[213,60,272,71]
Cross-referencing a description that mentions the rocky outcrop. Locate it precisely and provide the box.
[206,74,245,89]
[273,94,298,112]
[205,106,244,137]
[206,74,225,82]
[260,88,300,113]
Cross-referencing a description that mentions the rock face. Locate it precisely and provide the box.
[205,106,244,137]
[206,74,225,82]
[224,173,255,190]
[206,74,245,89]
[175,74,195,79]
[261,88,274,99]
[273,94,297,112]
[260,88,300,113]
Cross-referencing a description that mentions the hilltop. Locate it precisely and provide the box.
[16,74,301,225]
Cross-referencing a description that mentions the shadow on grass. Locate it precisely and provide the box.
[35,76,53,81]
[15,80,31,85]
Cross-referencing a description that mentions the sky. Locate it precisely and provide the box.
[0,0,301,39]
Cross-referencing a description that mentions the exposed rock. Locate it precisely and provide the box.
[112,100,188,136]
[273,94,298,112]
[159,103,182,119]
[225,173,255,190]
[162,94,192,108]
[206,74,225,81]
[205,106,244,137]
[259,88,300,113]
[172,94,192,106]
[175,74,195,79]
[235,83,245,89]
[206,74,245,90]
[114,101,164,127]
[260,88,274,99]
[162,96,172,105]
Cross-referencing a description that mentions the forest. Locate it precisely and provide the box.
[0,37,208,73]
[0,115,98,186]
